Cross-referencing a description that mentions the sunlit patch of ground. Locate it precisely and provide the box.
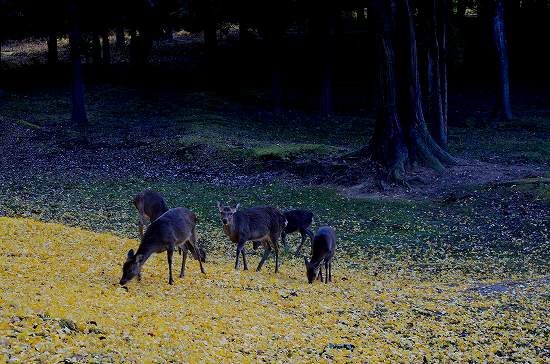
[0,218,548,362]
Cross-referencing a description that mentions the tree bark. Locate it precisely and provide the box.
[492,0,512,121]
[365,0,455,181]
[47,31,58,65]
[68,2,88,142]
[367,0,408,181]
[426,0,448,150]
[91,32,101,65]
[318,5,336,117]
[204,19,217,52]
[101,32,111,65]
[116,25,125,49]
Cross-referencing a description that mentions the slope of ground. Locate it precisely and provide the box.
[0,218,548,362]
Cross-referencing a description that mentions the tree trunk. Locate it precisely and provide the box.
[357,8,366,25]
[101,32,110,65]
[239,21,251,45]
[165,24,174,40]
[366,0,455,181]
[204,19,217,52]
[68,2,88,142]
[457,0,467,17]
[265,25,284,115]
[367,0,408,181]
[440,0,448,135]
[319,5,336,117]
[426,0,447,150]
[116,25,125,49]
[492,0,512,121]
[47,31,58,65]
[91,32,101,64]
[129,28,137,64]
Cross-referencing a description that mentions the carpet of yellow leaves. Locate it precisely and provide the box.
[0,217,548,362]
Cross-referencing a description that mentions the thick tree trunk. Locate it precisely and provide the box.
[129,28,137,64]
[204,19,217,52]
[68,2,88,142]
[239,21,251,45]
[91,32,101,65]
[47,31,58,65]
[165,24,174,40]
[101,32,110,65]
[366,0,455,181]
[318,6,336,117]
[492,0,512,121]
[426,0,447,150]
[440,0,448,134]
[116,25,125,49]
[367,0,408,181]
[457,0,467,17]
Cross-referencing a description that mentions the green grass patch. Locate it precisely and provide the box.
[250,143,342,161]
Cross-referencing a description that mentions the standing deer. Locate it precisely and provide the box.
[132,190,206,262]
[253,209,314,255]
[132,189,169,239]
[217,202,286,273]
[304,226,336,284]
[120,208,206,285]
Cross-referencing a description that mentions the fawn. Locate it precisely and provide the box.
[120,208,206,285]
[217,202,287,273]
[304,226,335,284]
[132,190,205,262]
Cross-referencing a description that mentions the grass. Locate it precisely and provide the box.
[1,217,548,362]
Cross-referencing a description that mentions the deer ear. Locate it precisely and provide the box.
[127,249,134,258]
[234,203,240,211]
[217,201,223,211]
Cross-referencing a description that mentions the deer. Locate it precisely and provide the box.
[120,207,206,285]
[304,226,336,284]
[132,189,206,262]
[252,209,314,255]
[217,202,287,273]
[132,189,169,239]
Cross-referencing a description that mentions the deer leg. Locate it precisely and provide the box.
[190,235,206,274]
[274,246,279,273]
[295,228,307,256]
[235,241,245,270]
[138,214,145,239]
[324,261,329,284]
[256,241,271,271]
[329,261,332,282]
[180,247,188,278]
[167,247,174,285]
[242,249,248,271]
[318,265,323,281]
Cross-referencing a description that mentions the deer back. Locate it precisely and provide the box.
[231,206,284,242]
[134,190,169,221]
[311,226,336,263]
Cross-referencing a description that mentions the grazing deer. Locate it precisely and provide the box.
[217,202,287,273]
[281,209,314,255]
[304,226,335,284]
[120,208,206,285]
[253,209,314,255]
[132,190,206,262]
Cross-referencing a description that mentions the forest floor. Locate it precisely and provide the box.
[0,36,549,361]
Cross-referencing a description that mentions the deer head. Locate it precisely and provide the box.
[120,249,144,285]
[217,202,240,227]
